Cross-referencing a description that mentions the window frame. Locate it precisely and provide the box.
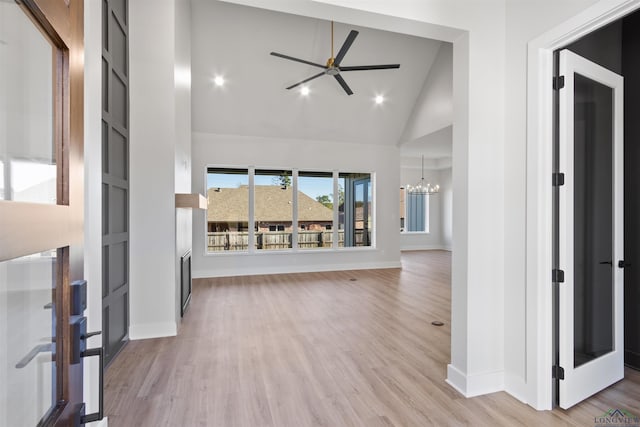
[401,187,430,234]
[204,165,376,255]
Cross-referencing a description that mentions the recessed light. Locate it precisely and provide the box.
[213,76,225,87]
[375,95,385,104]
[300,86,310,96]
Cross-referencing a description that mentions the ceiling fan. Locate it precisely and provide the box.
[270,22,400,96]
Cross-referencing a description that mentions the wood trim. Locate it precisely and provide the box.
[0,201,78,261]
[1,0,85,424]
[27,0,71,45]
[17,0,71,206]
[175,193,207,209]
[18,0,68,48]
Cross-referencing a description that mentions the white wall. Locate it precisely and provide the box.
[294,0,605,405]
[87,0,608,412]
[440,167,453,250]
[83,0,104,422]
[223,0,506,399]
[82,1,193,421]
[191,133,401,278]
[400,42,453,144]
[129,0,179,339]
[174,0,192,325]
[399,163,449,251]
[504,0,600,404]
[398,38,452,253]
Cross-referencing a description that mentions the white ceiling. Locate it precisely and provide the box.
[401,125,452,159]
[191,0,444,147]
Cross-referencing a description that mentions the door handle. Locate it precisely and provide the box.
[70,316,104,424]
[81,330,104,424]
[84,331,102,339]
[15,343,53,368]
[599,260,612,266]
[618,260,631,268]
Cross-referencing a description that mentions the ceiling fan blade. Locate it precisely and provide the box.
[334,74,353,95]
[270,52,328,69]
[334,30,358,66]
[286,72,326,90]
[340,64,401,71]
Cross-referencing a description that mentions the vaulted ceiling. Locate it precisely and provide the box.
[191,0,446,148]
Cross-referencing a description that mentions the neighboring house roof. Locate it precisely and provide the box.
[207,186,333,222]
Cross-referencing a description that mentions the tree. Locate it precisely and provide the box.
[316,185,345,210]
[272,174,291,188]
[316,195,333,209]
[337,184,345,206]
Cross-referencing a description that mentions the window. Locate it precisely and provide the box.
[205,167,373,252]
[206,168,249,251]
[0,160,4,199]
[255,169,292,250]
[340,173,372,247]
[399,187,405,231]
[298,171,333,249]
[401,188,428,233]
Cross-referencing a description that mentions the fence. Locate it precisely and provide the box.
[207,230,369,251]
[298,231,334,248]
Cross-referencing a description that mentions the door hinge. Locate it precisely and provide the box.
[553,172,565,186]
[552,269,565,283]
[552,365,565,380]
[553,75,565,90]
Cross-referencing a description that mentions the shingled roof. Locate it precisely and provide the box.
[207,186,333,222]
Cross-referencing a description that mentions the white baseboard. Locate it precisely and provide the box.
[400,245,451,251]
[193,261,402,279]
[446,364,504,397]
[446,364,468,396]
[504,373,530,405]
[129,322,177,340]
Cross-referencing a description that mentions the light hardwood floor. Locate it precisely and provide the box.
[104,251,640,426]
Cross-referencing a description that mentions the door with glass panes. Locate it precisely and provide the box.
[0,0,91,425]
[556,49,624,409]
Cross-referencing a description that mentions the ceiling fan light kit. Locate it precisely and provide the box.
[270,21,400,96]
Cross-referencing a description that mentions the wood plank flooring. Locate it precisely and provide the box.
[104,251,640,426]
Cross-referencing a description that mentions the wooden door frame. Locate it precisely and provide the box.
[0,0,84,424]
[526,0,640,410]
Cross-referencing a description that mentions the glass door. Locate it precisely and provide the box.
[0,0,87,425]
[558,49,624,409]
[353,177,372,247]
[0,251,60,426]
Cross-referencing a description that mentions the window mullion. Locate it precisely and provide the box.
[425,193,429,233]
[333,170,339,249]
[404,188,408,232]
[248,166,255,253]
[370,173,375,247]
[292,169,298,251]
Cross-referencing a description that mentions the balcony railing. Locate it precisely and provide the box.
[207,230,369,252]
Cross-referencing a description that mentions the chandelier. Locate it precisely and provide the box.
[406,155,439,195]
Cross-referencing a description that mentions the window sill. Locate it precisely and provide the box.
[203,246,377,257]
